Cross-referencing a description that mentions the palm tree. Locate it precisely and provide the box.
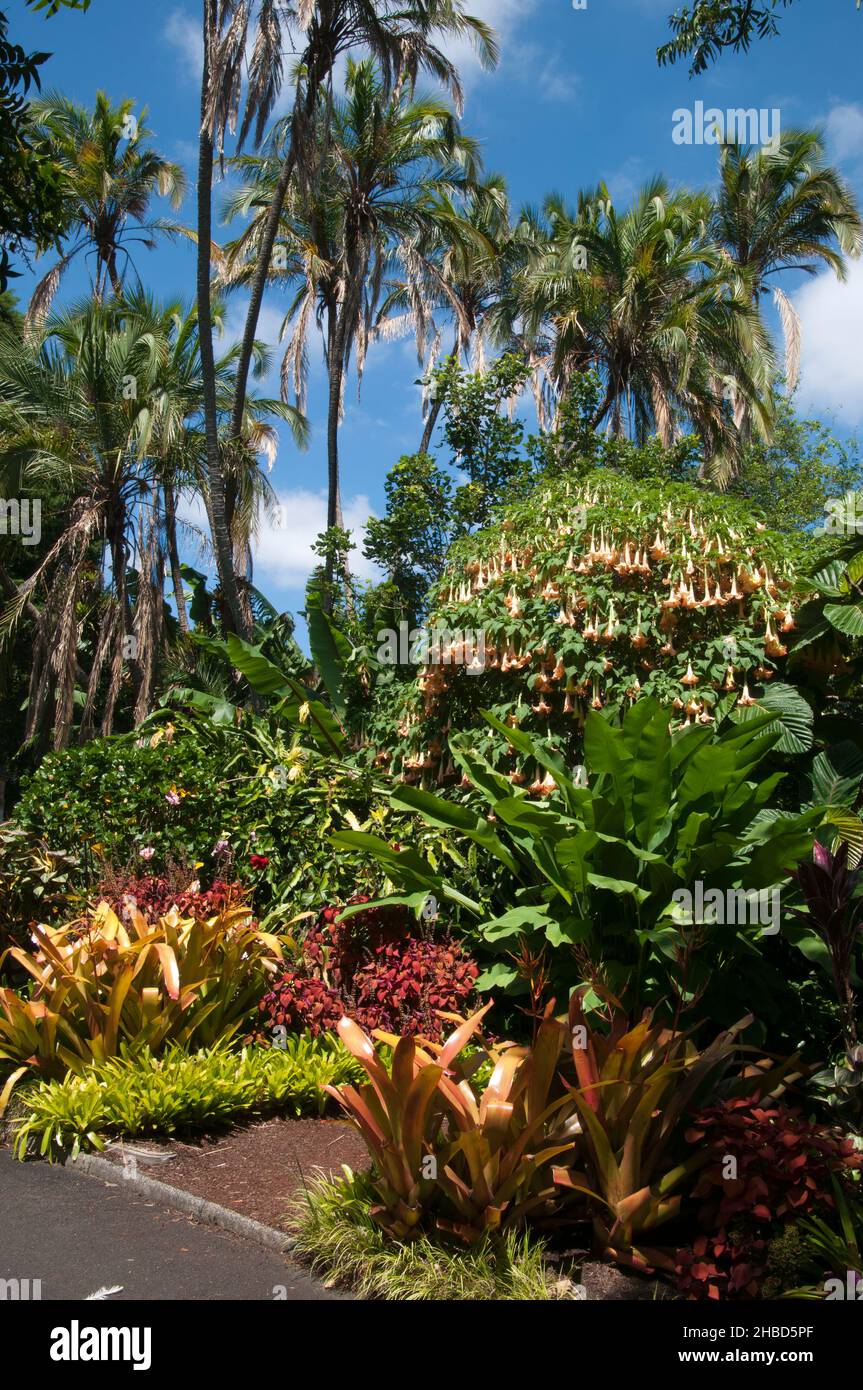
[711,129,862,393]
[0,296,305,746]
[378,173,513,453]
[25,91,185,327]
[221,57,479,540]
[196,0,497,637]
[123,291,306,636]
[513,181,775,469]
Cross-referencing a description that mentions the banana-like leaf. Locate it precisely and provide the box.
[392,784,520,876]
[306,585,350,719]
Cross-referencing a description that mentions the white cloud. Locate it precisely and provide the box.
[825,103,863,163]
[164,9,202,80]
[255,490,379,587]
[178,488,380,594]
[795,256,863,425]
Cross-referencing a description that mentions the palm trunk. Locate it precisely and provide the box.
[163,482,189,634]
[228,77,320,446]
[419,332,458,454]
[197,0,247,638]
[326,305,348,535]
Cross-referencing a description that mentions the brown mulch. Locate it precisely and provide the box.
[101,1117,370,1232]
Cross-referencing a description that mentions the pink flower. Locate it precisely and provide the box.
[165,790,181,807]
[139,847,155,861]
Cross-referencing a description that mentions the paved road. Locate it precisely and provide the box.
[0,1149,344,1301]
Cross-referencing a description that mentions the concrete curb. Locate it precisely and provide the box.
[65,1151,297,1255]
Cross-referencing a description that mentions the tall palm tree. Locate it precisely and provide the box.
[221,57,479,539]
[196,0,497,637]
[25,91,185,327]
[0,296,305,746]
[711,129,862,393]
[125,291,307,636]
[513,180,775,469]
[378,173,513,453]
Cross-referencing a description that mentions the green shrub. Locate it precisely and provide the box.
[0,823,79,957]
[335,697,822,1029]
[12,1037,362,1159]
[14,732,237,874]
[11,722,406,912]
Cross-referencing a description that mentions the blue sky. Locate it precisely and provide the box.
[11,0,863,621]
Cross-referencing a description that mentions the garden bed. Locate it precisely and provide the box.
[95,1116,370,1232]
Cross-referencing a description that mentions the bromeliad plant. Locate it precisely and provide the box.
[326,1005,576,1244]
[552,988,799,1269]
[0,902,283,1107]
[334,697,822,1023]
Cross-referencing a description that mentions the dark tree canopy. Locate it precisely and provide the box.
[656,1,858,76]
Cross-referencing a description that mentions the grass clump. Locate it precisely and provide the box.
[12,1036,361,1159]
[291,1169,580,1301]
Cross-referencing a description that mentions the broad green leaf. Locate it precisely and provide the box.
[482,907,554,941]
[584,708,634,811]
[392,785,520,876]
[306,586,350,719]
[825,602,863,637]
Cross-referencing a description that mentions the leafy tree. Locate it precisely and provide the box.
[513,182,774,470]
[363,353,537,623]
[196,0,496,639]
[222,57,479,551]
[435,351,535,530]
[25,1,92,13]
[364,453,454,627]
[379,173,514,453]
[730,395,863,534]
[0,296,302,750]
[656,2,862,76]
[0,10,68,291]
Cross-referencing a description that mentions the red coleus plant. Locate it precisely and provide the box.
[675,1095,862,1299]
[102,876,248,925]
[352,938,479,1039]
[676,1229,768,1301]
[258,898,479,1042]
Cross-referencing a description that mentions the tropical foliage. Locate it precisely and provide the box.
[2,0,863,1310]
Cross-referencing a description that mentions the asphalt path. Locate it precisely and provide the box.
[0,1148,344,1302]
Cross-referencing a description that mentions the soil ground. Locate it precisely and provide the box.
[97,1116,371,1231]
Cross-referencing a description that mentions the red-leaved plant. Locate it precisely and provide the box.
[258,898,479,1042]
[790,841,863,1050]
[675,1095,861,1299]
[100,875,248,925]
